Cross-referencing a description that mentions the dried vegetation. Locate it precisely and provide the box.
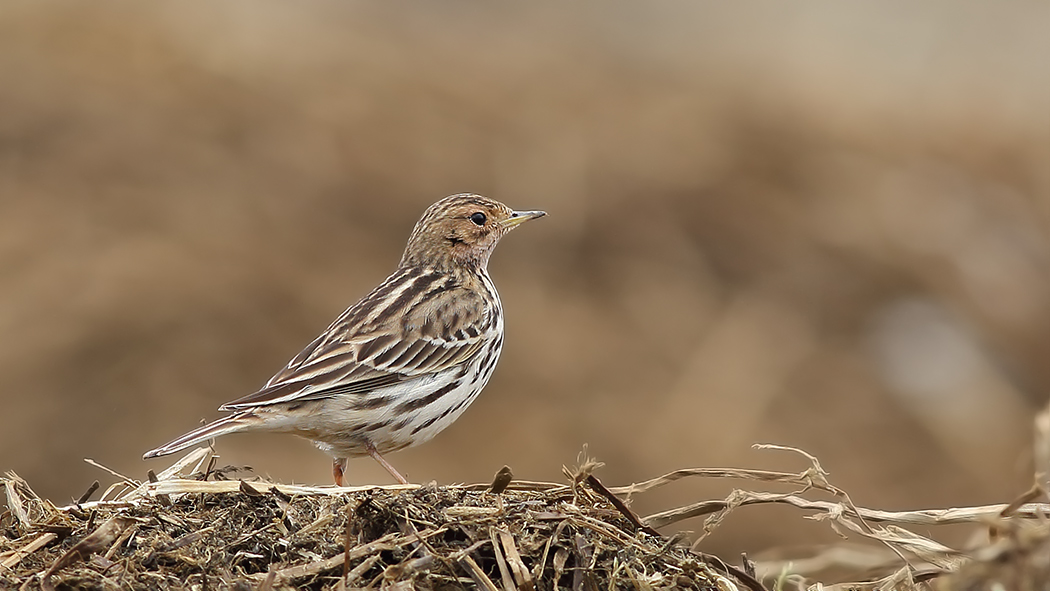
[3,404,1049,591]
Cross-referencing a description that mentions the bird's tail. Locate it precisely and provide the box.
[142,412,260,460]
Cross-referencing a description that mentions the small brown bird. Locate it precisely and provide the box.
[143,194,545,485]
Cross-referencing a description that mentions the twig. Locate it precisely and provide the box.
[103,522,139,561]
[754,545,907,580]
[533,517,570,582]
[346,555,382,585]
[148,479,420,497]
[585,474,662,537]
[751,444,916,571]
[76,481,100,506]
[489,465,514,495]
[573,533,596,591]
[342,503,353,584]
[457,554,500,591]
[83,459,139,489]
[41,515,139,590]
[586,476,770,591]
[256,570,276,591]
[155,526,217,552]
[1,534,58,570]
[497,529,535,591]
[643,491,1050,529]
[120,447,212,502]
[3,475,32,529]
[688,549,769,591]
[609,468,804,496]
[146,471,171,507]
[247,532,400,584]
[489,528,517,591]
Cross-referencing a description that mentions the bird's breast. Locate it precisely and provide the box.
[303,337,504,457]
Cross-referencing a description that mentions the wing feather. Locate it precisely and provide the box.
[220,267,495,411]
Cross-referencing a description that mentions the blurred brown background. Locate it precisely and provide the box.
[2,1,1049,556]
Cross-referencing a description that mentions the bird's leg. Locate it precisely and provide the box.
[332,457,348,487]
[365,442,409,485]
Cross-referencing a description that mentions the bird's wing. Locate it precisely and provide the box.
[219,267,496,410]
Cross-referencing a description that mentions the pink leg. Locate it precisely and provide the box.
[366,442,409,485]
[332,457,348,486]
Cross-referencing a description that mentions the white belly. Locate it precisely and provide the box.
[300,340,502,458]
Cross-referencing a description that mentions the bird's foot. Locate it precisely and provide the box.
[332,457,348,487]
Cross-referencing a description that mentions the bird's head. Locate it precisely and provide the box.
[400,194,546,272]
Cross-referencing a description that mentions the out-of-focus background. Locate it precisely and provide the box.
[2,0,1049,556]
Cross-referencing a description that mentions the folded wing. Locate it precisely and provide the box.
[220,267,495,411]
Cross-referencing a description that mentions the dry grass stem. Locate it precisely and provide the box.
[644,491,1050,530]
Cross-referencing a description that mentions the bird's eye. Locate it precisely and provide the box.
[469,212,487,226]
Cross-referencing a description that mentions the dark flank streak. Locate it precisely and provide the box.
[457,362,472,378]
[395,379,461,413]
[447,397,471,420]
[480,336,503,375]
[410,358,482,435]
[352,395,396,410]
[409,414,440,435]
[410,399,461,435]
[360,419,392,433]
[477,346,496,377]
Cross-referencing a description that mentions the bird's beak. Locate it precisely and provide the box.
[501,210,547,230]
